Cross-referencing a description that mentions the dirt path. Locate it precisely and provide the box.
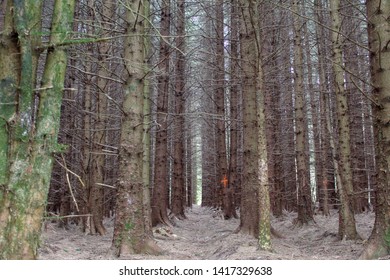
[39,205,376,260]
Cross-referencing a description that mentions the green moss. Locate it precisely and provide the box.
[0,0,75,260]
[384,228,390,249]
[125,220,135,232]
[27,231,41,257]
[258,228,272,251]
[0,78,17,185]
[52,143,68,154]
[258,220,272,251]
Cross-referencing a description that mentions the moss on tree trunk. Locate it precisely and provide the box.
[0,0,75,259]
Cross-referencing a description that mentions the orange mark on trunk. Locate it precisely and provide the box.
[221,175,228,188]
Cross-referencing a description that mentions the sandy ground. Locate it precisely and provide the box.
[39,205,379,260]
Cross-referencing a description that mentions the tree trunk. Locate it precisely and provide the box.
[238,0,260,237]
[111,0,160,256]
[329,0,359,240]
[185,135,193,207]
[238,0,272,251]
[302,2,318,217]
[280,13,298,212]
[142,0,153,238]
[342,0,370,213]
[227,0,239,219]
[0,1,20,189]
[292,0,314,225]
[201,7,218,207]
[151,0,172,227]
[254,4,272,250]
[360,0,390,259]
[262,3,283,218]
[171,0,187,220]
[314,0,331,216]
[86,0,116,236]
[214,0,231,218]
[0,0,75,259]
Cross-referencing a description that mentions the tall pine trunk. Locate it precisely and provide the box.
[292,0,314,225]
[329,0,359,240]
[238,0,260,237]
[314,0,331,216]
[227,0,239,219]
[214,0,231,217]
[361,0,390,259]
[151,0,172,227]
[87,0,115,236]
[238,0,272,251]
[171,0,187,219]
[111,0,160,256]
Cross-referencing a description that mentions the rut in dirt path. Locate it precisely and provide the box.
[154,205,307,260]
[154,205,282,260]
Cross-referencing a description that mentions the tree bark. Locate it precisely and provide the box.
[360,0,390,259]
[142,0,153,238]
[314,0,331,216]
[238,0,260,237]
[85,0,114,236]
[0,0,75,259]
[292,0,314,226]
[111,0,160,256]
[329,0,359,240]
[151,0,172,227]
[342,0,370,213]
[201,10,217,207]
[171,0,187,220]
[214,0,232,218]
[238,0,272,251]
[227,0,239,219]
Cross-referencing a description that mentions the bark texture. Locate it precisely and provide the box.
[360,0,390,259]
[329,0,359,240]
[0,0,75,259]
[111,0,160,256]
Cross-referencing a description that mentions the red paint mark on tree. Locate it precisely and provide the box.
[221,175,228,188]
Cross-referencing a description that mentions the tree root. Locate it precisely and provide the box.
[359,236,389,260]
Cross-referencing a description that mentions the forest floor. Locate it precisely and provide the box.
[39,205,380,260]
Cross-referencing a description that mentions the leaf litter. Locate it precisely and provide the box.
[39,205,377,260]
